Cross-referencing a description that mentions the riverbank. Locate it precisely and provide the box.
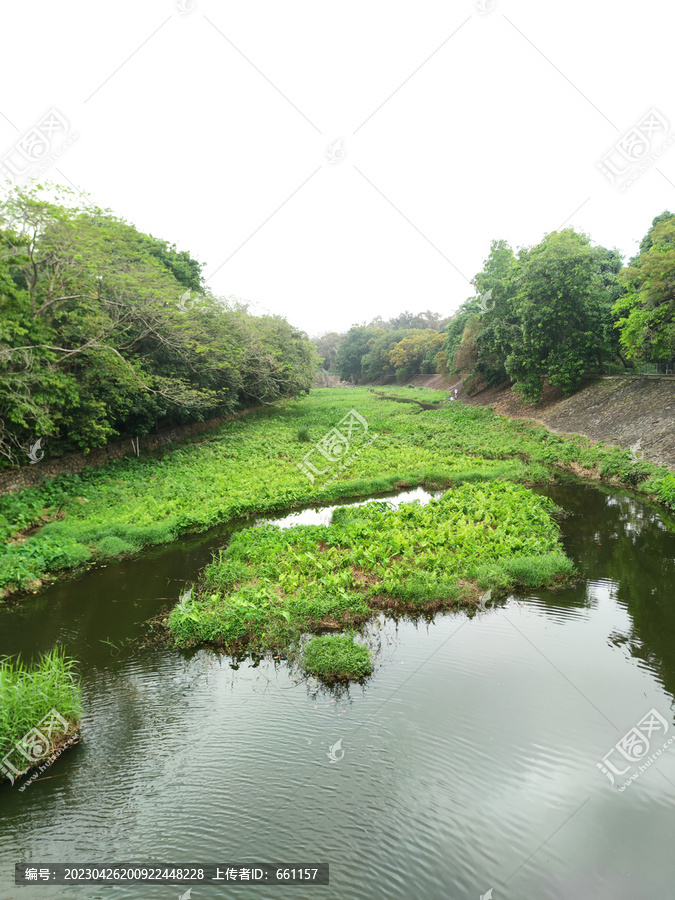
[459,376,675,472]
[0,405,264,496]
[1,387,674,602]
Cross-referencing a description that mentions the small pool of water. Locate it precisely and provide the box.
[254,485,443,529]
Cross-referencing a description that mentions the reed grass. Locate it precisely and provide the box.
[0,649,82,769]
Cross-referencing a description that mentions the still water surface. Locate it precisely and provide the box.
[1,483,674,899]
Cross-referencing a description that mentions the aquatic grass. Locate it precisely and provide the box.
[94,536,135,557]
[300,634,373,682]
[475,551,575,591]
[2,387,674,598]
[168,481,575,662]
[0,648,82,771]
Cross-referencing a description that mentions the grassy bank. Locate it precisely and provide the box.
[1,387,674,599]
[167,481,575,666]
[0,649,82,783]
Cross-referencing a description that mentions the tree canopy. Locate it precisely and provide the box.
[444,229,627,401]
[614,212,675,361]
[0,186,318,465]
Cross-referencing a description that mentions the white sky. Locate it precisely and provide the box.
[1,0,674,337]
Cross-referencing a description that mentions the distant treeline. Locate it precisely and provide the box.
[0,186,318,466]
[314,310,451,382]
[316,213,675,400]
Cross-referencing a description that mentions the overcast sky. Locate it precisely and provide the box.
[2,0,673,337]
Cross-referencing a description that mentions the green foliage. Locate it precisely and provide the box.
[0,184,318,465]
[313,332,343,371]
[0,648,82,776]
[361,328,411,380]
[300,634,373,682]
[445,231,625,398]
[333,312,450,382]
[335,326,379,381]
[614,212,675,361]
[168,480,574,656]
[2,387,674,597]
[94,536,135,556]
[388,330,445,378]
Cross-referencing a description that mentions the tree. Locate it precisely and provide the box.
[335,326,381,381]
[614,213,675,362]
[503,230,617,400]
[388,329,444,378]
[313,331,343,371]
[387,309,450,331]
[0,185,318,464]
[443,240,519,388]
[360,328,409,380]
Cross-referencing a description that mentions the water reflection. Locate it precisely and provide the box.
[1,482,675,899]
[538,484,675,697]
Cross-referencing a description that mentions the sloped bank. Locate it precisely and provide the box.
[0,405,264,497]
[463,376,675,472]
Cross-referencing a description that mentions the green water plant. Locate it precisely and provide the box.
[0,648,82,781]
[2,387,673,599]
[300,633,373,682]
[168,481,575,667]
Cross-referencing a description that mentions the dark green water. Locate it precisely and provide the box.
[1,483,674,899]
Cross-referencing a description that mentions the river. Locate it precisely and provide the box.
[1,483,674,899]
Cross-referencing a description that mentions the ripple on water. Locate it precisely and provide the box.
[2,484,675,899]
